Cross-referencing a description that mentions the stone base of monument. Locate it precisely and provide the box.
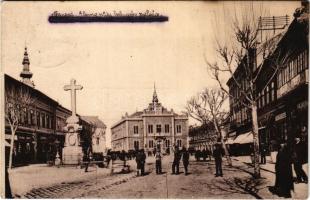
[62,146,83,165]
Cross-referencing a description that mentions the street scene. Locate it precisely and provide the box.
[2,1,309,199]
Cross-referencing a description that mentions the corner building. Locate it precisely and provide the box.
[111,86,189,154]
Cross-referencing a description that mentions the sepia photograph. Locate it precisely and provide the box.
[1,1,309,199]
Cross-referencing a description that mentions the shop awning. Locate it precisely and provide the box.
[232,132,253,144]
[5,140,10,147]
[225,137,236,144]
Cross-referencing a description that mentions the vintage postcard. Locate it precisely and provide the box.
[1,1,308,199]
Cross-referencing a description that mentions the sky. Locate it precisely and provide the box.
[2,1,300,147]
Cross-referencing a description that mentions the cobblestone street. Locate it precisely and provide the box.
[13,156,308,199]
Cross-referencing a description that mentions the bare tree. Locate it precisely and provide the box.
[186,88,232,166]
[205,5,291,178]
[5,85,36,169]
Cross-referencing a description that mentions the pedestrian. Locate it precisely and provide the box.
[260,144,267,164]
[84,147,91,172]
[213,143,224,177]
[182,146,190,175]
[195,150,199,161]
[155,149,162,174]
[140,149,146,175]
[292,137,308,183]
[135,149,142,176]
[172,145,181,175]
[271,141,294,198]
[202,148,207,161]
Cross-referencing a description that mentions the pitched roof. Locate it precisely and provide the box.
[80,116,106,128]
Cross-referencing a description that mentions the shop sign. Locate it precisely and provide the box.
[297,101,308,110]
[275,112,286,121]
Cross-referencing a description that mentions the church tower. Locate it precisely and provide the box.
[20,47,35,87]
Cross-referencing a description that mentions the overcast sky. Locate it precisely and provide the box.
[2,1,300,147]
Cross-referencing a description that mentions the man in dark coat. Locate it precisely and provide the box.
[213,143,224,177]
[293,137,308,183]
[135,149,142,176]
[202,149,207,161]
[274,141,294,198]
[140,149,146,175]
[84,147,91,172]
[260,144,267,164]
[172,145,182,174]
[155,149,162,174]
[182,147,190,175]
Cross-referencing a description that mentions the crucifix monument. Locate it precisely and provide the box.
[62,79,84,165]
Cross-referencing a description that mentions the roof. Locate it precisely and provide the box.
[80,116,106,128]
[128,111,144,118]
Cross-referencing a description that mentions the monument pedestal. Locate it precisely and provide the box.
[62,146,83,165]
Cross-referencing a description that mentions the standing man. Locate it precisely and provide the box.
[172,145,181,175]
[272,141,294,198]
[155,149,162,174]
[135,149,142,176]
[140,149,146,175]
[182,146,190,175]
[84,147,91,172]
[260,144,267,164]
[202,148,207,161]
[213,143,224,177]
[293,137,308,183]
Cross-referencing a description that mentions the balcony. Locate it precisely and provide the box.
[277,69,308,99]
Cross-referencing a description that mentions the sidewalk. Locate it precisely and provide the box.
[233,155,308,199]
[8,159,136,197]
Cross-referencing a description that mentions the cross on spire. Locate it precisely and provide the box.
[153,82,158,104]
[64,79,83,117]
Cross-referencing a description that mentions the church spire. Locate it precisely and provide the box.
[20,47,34,87]
[152,82,159,104]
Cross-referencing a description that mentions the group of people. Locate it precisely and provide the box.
[135,149,147,176]
[171,146,190,175]
[271,136,308,198]
[134,146,190,176]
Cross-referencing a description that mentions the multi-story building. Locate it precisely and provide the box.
[226,3,308,155]
[256,3,308,151]
[188,123,217,151]
[80,116,107,154]
[111,86,189,154]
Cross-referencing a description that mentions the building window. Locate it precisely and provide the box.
[156,124,161,133]
[30,110,35,125]
[271,82,275,102]
[176,125,181,133]
[148,124,153,133]
[266,86,269,105]
[165,124,169,133]
[165,139,170,148]
[36,111,40,127]
[134,141,140,150]
[134,125,139,134]
[50,116,54,129]
[96,138,100,145]
[149,140,154,148]
[177,139,182,147]
[47,115,50,129]
[42,113,46,128]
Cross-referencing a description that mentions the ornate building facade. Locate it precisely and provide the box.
[111,86,189,154]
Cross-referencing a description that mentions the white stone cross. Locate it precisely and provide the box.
[64,79,83,117]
